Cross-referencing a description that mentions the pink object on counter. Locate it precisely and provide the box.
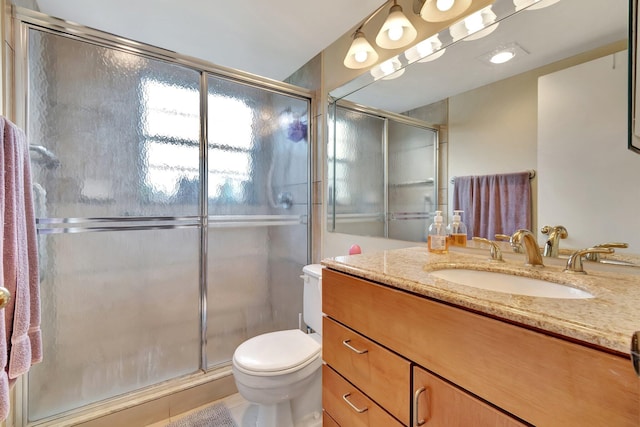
[348,244,362,255]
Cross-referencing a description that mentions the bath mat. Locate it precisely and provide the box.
[166,402,237,427]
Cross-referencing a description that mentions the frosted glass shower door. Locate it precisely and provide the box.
[387,121,438,242]
[329,106,385,236]
[205,75,310,368]
[26,29,202,421]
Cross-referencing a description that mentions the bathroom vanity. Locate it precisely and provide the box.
[321,247,639,426]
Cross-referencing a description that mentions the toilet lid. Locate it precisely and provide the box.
[233,329,321,374]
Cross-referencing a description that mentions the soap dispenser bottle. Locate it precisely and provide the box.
[428,210,448,254]
[447,210,468,247]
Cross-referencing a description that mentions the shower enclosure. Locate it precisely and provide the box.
[328,102,438,241]
[16,9,311,426]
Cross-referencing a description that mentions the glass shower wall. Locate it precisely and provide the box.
[21,19,310,424]
[27,29,203,421]
[205,76,310,367]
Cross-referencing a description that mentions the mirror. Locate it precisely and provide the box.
[631,0,640,153]
[329,0,640,253]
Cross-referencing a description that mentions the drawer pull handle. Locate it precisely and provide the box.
[342,339,368,354]
[413,386,427,426]
[342,393,368,413]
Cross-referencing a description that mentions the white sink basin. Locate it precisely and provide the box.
[429,269,593,299]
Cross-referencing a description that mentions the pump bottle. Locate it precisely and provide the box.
[428,210,448,254]
[447,210,468,247]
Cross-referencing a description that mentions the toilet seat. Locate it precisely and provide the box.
[233,329,321,376]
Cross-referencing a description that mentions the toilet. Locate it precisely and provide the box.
[232,264,323,427]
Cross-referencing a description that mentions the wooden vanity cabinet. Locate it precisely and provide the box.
[322,268,639,426]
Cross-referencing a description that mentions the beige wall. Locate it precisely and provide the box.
[538,50,640,252]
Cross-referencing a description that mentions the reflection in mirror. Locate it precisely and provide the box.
[328,0,640,252]
[631,0,640,153]
[328,102,438,241]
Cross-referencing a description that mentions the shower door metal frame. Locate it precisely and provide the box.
[12,7,314,426]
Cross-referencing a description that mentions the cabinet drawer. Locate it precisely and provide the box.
[323,316,410,425]
[413,366,526,426]
[323,364,404,427]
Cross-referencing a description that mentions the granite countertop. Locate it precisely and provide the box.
[322,246,640,355]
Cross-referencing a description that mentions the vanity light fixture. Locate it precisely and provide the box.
[345,1,418,69]
[404,34,446,63]
[449,5,498,42]
[344,30,379,69]
[513,0,561,11]
[375,1,417,49]
[419,0,472,22]
[370,56,405,80]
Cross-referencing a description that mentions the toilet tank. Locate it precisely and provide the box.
[302,264,323,335]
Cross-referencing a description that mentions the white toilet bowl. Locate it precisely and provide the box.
[232,329,322,427]
[232,264,323,427]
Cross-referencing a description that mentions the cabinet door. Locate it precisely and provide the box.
[323,410,341,427]
[323,317,411,425]
[323,365,404,427]
[413,366,526,427]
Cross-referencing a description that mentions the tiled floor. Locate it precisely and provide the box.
[146,392,251,427]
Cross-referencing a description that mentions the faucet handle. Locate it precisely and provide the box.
[564,247,615,274]
[472,237,504,262]
[584,242,628,262]
[541,225,568,238]
[495,234,522,253]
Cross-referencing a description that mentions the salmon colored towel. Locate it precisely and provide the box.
[0,117,42,420]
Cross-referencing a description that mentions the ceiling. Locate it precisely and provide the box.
[33,0,385,81]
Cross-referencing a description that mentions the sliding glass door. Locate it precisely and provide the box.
[21,15,310,424]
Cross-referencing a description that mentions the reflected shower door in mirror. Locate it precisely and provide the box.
[328,0,637,251]
[328,102,438,242]
[631,0,640,153]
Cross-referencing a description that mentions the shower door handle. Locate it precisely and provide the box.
[0,287,11,309]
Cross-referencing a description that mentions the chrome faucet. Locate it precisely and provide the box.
[564,247,615,274]
[472,237,504,262]
[511,229,544,267]
[540,225,568,257]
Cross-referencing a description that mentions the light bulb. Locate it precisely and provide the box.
[380,61,395,74]
[464,13,484,33]
[436,0,455,12]
[387,25,404,41]
[354,50,368,63]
